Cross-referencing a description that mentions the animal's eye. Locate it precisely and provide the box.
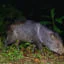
[51,35,55,39]
[50,33,57,40]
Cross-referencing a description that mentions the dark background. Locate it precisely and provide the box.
[0,0,64,42]
[0,0,64,21]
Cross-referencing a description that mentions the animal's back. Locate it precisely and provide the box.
[12,21,37,42]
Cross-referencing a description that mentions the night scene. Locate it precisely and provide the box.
[0,0,64,64]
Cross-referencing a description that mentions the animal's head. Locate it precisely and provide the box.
[45,31,64,55]
[39,25,64,55]
[36,24,64,55]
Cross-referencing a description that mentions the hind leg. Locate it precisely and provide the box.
[15,40,20,50]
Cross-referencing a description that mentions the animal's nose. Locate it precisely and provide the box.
[59,48,64,55]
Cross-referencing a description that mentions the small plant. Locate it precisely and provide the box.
[33,53,42,59]
[40,8,63,34]
[50,8,63,33]
[2,45,24,61]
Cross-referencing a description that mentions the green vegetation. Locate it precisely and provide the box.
[40,8,63,33]
[0,5,64,64]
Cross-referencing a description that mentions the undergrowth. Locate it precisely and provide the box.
[0,5,64,64]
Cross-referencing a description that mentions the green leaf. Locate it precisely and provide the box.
[55,18,62,24]
[53,26,62,33]
[25,42,31,47]
[40,21,51,25]
[55,16,64,24]
[50,8,55,18]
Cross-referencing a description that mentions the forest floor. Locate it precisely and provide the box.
[0,46,64,64]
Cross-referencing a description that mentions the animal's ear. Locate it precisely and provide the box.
[10,24,16,30]
[48,31,54,35]
[7,30,13,35]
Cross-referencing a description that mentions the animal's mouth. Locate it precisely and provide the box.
[58,49,64,55]
[50,47,64,55]
[55,48,64,55]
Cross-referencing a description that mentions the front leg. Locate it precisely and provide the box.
[35,42,44,55]
[4,40,8,48]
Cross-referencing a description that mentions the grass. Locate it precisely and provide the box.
[0,5,64,64]
[0,37,64,64]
